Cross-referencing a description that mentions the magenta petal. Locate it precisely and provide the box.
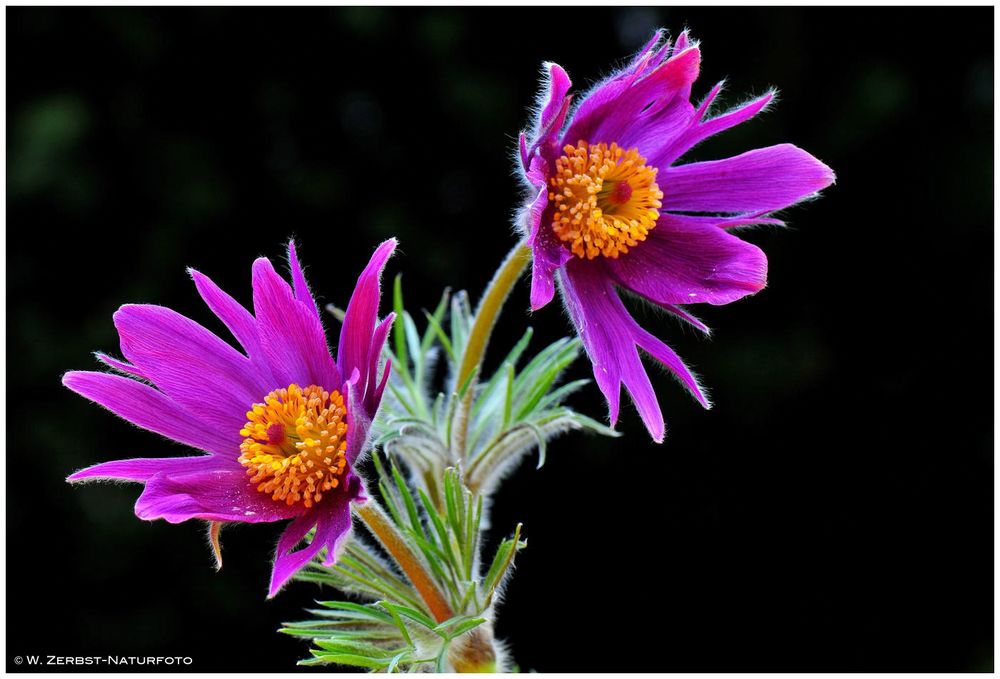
[651,211,785,231]
[564,45,699,149]
[337,239,396,395]
[653,89,774,169]
[630,320,711,410]
[530,233,571,311]
[523,155,572,311]
[560,262,658,438]
[63,371,237,456]
[95,352,146,379]
[287,240,321,321]
[68,453,235,483]
[364,313,395,417]
[252,257,341,390]
[114,304,267,434]
[629,29,667,76]
[189,269,265,364]
[373,357,392,410]
[558,263,627,424]
[658,303,711,335]
[529,246,557,310]
[608,215,769,306]
[561,260,712,441]
[560,38,660,146]
[662,143,835,214]
[268,493,354,598]
[619,93,694,159]
[673,29,690,55]
[135,469,302,524]
[527,200,572,310]
[531,62,572,153]
[268,512,321,598]
[344,380,372,465]
[518,132,529,171]
[590,47,701,149]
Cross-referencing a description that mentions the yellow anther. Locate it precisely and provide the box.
[238,384,349,509]
[549,141,663,260]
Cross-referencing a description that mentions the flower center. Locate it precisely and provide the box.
[238,383,348,508]
[549,141,663,260]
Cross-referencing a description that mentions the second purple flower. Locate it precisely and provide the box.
[65,239,397,596]
[518,29,835,441]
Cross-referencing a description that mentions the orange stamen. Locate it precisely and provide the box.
[549,141,663,260]
[238,384,348,509]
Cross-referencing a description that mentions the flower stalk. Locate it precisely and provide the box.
[455,242,531,392]
[454,242,531,458]
[353,500,455,623]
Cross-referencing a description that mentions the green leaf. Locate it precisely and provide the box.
[393,274,409,374]
[418,488,457,564]
[534,378,591,411]
[302,652,389,669]
[525,421,547,469]
[386,378,418,418]
[387,650,412,673]
[314,637,401,658]
[502,362,515,429]
[471,327,533,420]
[567,412,621,437]
[381,602,415,648]
[421,288,451,354]
[391,459,429,543]
[514,339,580,421]
[433,616,487,641]
[464,494,482,580]
[482,523,522,604]
[315,601,396,624]
[379,602,438,631]
[423,308,455,362]
[449,291,472,356]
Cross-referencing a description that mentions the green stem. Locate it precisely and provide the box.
[456,242,531,390]
[453,243,531,460]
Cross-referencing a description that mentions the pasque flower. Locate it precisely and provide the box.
[65,239,396,596]
[518,30,834,441]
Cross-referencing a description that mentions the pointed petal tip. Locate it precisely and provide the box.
[208,521,224,572]
[250,255,275,277]
[546,61,570,85]
[692,383,713,410]
[528,287,554,312]
[607,399,621,428]
[61,370,95,393]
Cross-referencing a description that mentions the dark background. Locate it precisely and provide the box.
[7,6,993,673]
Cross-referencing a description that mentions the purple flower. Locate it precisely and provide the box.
[518,30,835,441]
[64,239,397,597]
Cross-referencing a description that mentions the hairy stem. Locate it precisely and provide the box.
[354,501,454,623]
[454,242,531,458]
[456,242,531,390]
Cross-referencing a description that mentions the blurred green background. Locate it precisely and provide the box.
[7,6,993,672]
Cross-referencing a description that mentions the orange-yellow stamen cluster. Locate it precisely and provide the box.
[550,141,664,260]
[238,384,348,509]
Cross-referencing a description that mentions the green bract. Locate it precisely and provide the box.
[283,277,615,671]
